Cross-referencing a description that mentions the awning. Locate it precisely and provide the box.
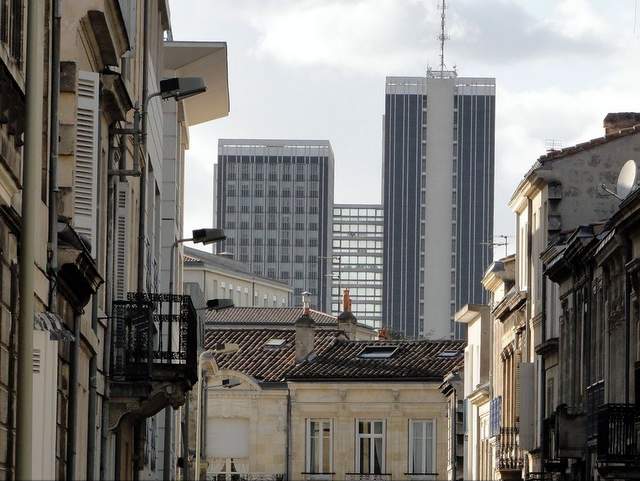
[163,41,230,126]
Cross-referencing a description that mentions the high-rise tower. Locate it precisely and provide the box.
[216,139,334,311]
[382,73,495,338]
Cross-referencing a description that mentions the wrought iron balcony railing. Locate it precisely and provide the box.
[206,474,284,481]
[586,380,605,439]
[496,426,524,471]
[596,403,639,462]
[112,292,198,386]
[344,474,392,481]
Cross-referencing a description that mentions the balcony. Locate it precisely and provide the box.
[496,427,524,474]
[109,292,199,420]
[595,404,640,479]
[586,380,605,440]
[206,474,284,481]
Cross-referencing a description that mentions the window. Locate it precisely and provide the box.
[356,420,385,474]
[409,420,435,476]
[306,419,332,475]
[358,346,397,359]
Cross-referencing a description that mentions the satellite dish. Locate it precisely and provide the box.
[616,160,638,199]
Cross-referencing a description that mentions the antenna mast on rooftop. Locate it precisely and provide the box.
[438,0,449,76]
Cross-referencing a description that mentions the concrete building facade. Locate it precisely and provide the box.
[216,139,334,311]
[382,73,495,339]
[331,204,383,329]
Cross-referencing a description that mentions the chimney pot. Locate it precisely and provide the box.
[603,112,640,136]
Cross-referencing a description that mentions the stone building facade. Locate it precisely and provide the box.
[460,114,640,480]
[197,299,464,481]
[1,1,230,479]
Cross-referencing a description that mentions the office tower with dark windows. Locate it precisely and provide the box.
[331,204,384,329]
[383,73,495,339]
[216,139,334,310]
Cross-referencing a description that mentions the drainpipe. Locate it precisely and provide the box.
[16,1,45,478]
[66,309,82,481]
[137,0,149,293]
[286,390,291,481]
[624,237,632,404]
[47,0,60,313]
[100,127,118,480]
[540,270,547,471]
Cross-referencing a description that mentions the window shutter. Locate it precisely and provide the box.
[73,70,99,256]
[114,181,130,300]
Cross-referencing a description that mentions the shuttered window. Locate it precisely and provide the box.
[114,181,130,300]
[73,71,99,256]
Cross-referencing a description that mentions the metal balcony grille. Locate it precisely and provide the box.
[112,292,198,385]
[596,404,639,461]
[586,380,605,439]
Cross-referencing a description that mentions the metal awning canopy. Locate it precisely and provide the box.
[163,41,230,126]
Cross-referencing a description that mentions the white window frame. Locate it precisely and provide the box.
[305,418,334,477]
[408,419,437,478]
[355,419,386,474]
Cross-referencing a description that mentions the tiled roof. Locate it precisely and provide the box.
[286,339,466,381]
[205,328,465,384]
[204,328,340,382]
[204,307,337,326]
[538,124,640,163]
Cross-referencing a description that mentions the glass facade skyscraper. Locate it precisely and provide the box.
[216,139,334,311]
[382,73,495,339]
[331,204,383,329]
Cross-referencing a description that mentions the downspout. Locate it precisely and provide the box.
[539,269,547,471]
[47,0,60,313]
[286,389,291,481]
[624,237,632,404]
[137,0,149,293]
[66,309,82,481]
[100,126,118,480]
[16,1,45,478]
[86,58,104,481]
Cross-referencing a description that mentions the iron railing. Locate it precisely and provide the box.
[586,380,605,439]
[344,474,392,481]
[596,404,639,461]
[112,292,198,385]
[206,475,283,481]
[496,427,524,470]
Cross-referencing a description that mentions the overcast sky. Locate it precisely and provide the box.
[169,0,640,255]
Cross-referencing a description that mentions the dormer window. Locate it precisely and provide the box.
[358,345,397,359]
[264,338,286,349]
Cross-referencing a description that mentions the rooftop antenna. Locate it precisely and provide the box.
[438,0,449,76]
[481,235,512,257]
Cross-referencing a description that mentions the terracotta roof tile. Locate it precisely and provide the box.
[205,328,465,384]
[204,307,336,326]
[285,339,466,381]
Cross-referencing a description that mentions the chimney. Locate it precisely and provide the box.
[295,292,316,362]
[337,288,357,339]
[603,112,640,135]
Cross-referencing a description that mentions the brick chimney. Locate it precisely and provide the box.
[603,112,640,135]
[337,288,357,339]
[295,292,316,362]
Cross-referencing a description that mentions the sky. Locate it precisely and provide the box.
[169,0,640,255]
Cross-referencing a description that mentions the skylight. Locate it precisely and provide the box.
[264,338,286,347]
[358,345,398,359]
[437,350,461,358]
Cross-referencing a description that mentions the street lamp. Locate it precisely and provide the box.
[168,228,226,296]
[195,343,240,481]
[168,227,224,481]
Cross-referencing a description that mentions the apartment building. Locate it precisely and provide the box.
[197,301,465,481]
[4,1,230,480]
[183,246,292,308]
[216,139,334,311]
[459,114,640,480]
